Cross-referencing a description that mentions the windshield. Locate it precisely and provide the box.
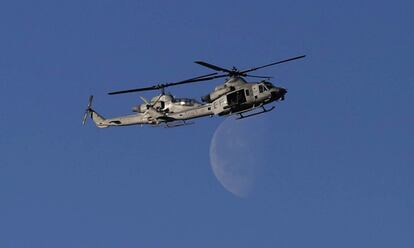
[263,82,274,89]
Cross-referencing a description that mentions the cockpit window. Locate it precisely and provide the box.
[264,82,274,89]
[259,85,268,93]
[173,98,199,106]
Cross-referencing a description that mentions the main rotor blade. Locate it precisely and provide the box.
[245,74,273,79]
[108,85,160,95]
[150,93,163,107]
[108,72,217,95]
[241,55,306,74]
[195,61,232,73]
[174,72,218,83]
[163,74,227,87]
[139,96,149,104]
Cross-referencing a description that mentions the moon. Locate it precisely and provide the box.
[210,117,268,197]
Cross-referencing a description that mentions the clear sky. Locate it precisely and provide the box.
[1,0,413,247]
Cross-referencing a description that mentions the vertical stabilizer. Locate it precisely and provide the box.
[90,111,108,128]
[82,95,108,128]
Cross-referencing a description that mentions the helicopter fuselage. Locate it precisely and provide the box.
[83,78,286,128]
[166,77,286,120]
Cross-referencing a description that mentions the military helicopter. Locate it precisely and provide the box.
[82,55,305,128]
[82,73,218,128]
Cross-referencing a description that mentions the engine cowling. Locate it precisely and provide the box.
[132,104,148,113]
[201,86,235,103]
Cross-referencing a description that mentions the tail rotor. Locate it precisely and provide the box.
[82,95,94,125]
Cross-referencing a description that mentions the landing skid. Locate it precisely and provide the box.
[233,105,275,120]
[164,120,195,128]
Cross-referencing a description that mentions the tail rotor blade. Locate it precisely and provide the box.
[87,95,93,108]
[82,95,94,125]
[82,111,89,125]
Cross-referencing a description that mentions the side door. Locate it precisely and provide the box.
[244,86,254,103]
[252,85,260,102]
[212,95,229,115]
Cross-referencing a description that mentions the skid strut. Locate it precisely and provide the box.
[236,106,275,120]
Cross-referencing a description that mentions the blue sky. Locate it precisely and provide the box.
[1,0,413,247]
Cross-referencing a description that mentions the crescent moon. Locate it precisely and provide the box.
[210,117,264,197]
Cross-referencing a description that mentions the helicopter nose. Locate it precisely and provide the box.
[271,87,287,101]
[279,87,287,100]
[278,87,287,94]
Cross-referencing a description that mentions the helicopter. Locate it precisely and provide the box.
[82,55,305,128]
